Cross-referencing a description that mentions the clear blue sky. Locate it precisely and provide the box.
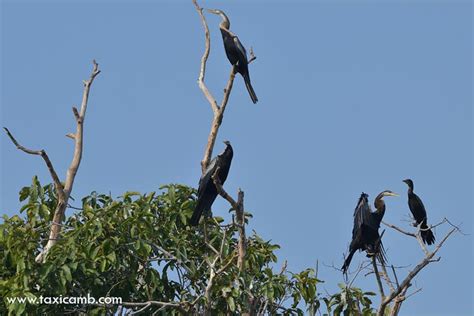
[1,1,472,315]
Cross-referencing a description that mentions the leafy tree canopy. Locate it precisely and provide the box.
[0,177,374,315]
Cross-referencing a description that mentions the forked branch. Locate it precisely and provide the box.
[376,224,459,316]
[193,0,256,173]
[4,60,101,263]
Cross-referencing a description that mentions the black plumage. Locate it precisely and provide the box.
[403,179,435,245]
[208,9,258,104]
[190,141,233,226]
[342,190,398,274]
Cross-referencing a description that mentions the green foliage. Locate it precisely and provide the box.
[323,284,376,316]
[0,177,375,315]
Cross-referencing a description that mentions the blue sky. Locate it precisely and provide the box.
[1,0,472,315]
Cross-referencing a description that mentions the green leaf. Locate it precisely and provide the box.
[19,187,30,202]
[227,296,235,312]
[62,265,72,282]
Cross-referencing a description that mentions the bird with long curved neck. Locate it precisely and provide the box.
[342,190,398,274]
[207,8,258,104]
[190,141,233,226]
[402,179,435,245]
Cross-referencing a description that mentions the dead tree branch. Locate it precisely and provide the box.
[379,262,395,293]
[6,60,101,263]
[236,189,246,271]
[382,220,416,238]
[96,300,188,315]
[193,0,256,173]
[3,127,65,198]
[212,168,246,271]
[372,257,385,301]
[377,226,458,316]
[6,61,100,262]
[35,60,100,263]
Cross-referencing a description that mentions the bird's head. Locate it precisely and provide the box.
[223,140,231,147]
[403,179,414,189]
[379,190,399,198]
[206,8,230,29]
[207,8,224,15]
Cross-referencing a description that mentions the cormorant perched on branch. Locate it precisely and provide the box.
[207,9,258,104]
[190,141,233,226]
[342,190,398,274]
[402,179,435,245]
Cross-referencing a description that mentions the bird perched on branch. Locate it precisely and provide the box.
[207,8,258,104]
[190,141,233,226]
[342,190,398,274]
[402,179,435,245]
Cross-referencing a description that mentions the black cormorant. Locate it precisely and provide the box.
[207,9,258,104]
[342,190,398,273]
[190,141,233,226]
[402,179,435,245]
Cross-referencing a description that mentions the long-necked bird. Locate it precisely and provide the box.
[190,141,233,226]
[207,9,258,104]
[402,179,435,245]
[342,190,398,274]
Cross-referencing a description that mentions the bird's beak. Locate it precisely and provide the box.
[206,9,218,14]
[387,192,399,197]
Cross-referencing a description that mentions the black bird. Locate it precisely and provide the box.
[402,179,435,245]
[342,190,398,274]
[190,141,234,226]
[207,9,258,104]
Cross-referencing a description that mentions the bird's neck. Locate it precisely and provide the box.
[407,187,414,194]
[219,13,230,30]
[224,146,233,159]
[374,195,386,218]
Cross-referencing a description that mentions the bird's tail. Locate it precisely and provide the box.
[190,204,204,226]
[421,225,436,245]
[376,241,387,266]
[342,249,356,274]
[243,73,258,104]
[375,230,387,266]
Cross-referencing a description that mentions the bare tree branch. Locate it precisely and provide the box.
[211,168,246,271]
[192,0,219,114]
[3,127,65,199]
[96,300,188,314]
[129,302,152,315]
[236,189,246,271]
[379,262,395,293]
[193,0,256,173]
[35,60,100,263]
[382,220,416,238]
[377,226,458,316]
[372,257,385,301]
[391,265,400,288]
[212,167,238,208]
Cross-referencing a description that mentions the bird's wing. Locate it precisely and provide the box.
[353,194,371,238]
[408,193,428,222]
[197,157,218,197]
[232,35,248,62]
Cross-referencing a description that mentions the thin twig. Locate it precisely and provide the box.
[391,265,400,288]
[379,263,395,293]
[372,256,385,300]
